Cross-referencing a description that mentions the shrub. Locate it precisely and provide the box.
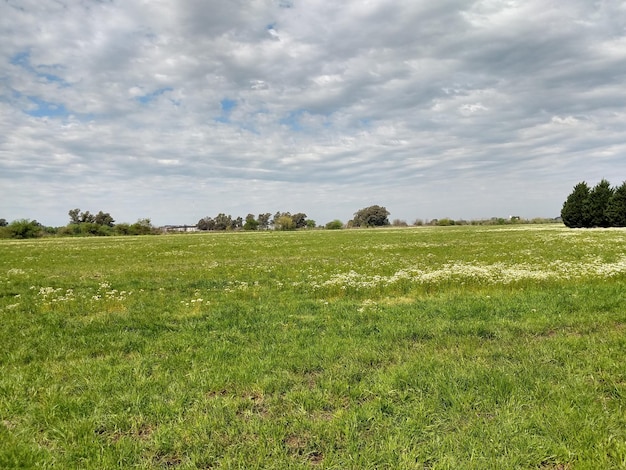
[6,219,43,239]
[392,219,408,227]
[325,220,343,230]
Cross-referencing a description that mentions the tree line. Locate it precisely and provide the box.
[561,180,626,228]
[0,205,393,239]
[0,209,157,239]
[196,212,314,231]
[0,202,562,240]
[194,206,392,231]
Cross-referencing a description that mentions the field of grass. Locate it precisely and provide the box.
[1,225,626,469]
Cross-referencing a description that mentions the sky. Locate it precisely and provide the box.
[2,0,626,227]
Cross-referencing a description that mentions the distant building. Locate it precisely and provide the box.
[161,225,199,233]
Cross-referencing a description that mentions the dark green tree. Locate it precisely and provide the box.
[94,211,115,227]
[232,216,243,230]
[291,212,308,229]
[561,182,590,228]
[7,219,43,239]
[244,214,259,230]
[79,211,95,223]
[351,205,390,227]
[583,179,613,227]
[197,217,215,231]
[129,218,153,235]
[0,218,8,227]
[606,181,626,227]
[69,208,81,224]
[213,213,232,231]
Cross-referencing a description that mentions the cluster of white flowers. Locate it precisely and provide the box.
[91,282,131,302]
[181,290,206,307]
[223,280,261,293]
[181,298,204,307]
[31,281,131,305]
[35,286,76,302]
[6,268,26,276]
[308,255,626,292]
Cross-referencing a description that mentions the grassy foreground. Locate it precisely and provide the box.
[1,225,625,469]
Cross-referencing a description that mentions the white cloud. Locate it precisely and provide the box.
[1,0,626,226]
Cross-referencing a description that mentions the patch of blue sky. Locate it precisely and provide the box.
[135,87,173,104]
[36,68,68,86]
[221,98,237,112]
[279,108,336,132]
[10,51,30,67]
[215,98,237,123]
[280,109,317,132]
[11,50,68,86]
[25,96,68,118]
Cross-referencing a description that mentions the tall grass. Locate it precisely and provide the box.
[1,225,625,468]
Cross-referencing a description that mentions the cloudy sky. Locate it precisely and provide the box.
[2,0,626,226]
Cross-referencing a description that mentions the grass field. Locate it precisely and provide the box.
[1,225,626,469]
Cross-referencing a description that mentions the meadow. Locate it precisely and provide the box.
[1,225,625,469]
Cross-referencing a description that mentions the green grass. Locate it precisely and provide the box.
[1,225,626,468]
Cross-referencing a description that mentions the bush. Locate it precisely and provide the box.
[6,219,43,239]
[325,220,343,230]
[437,218,455,226]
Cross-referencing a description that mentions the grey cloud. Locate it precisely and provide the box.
[1,0,626,225]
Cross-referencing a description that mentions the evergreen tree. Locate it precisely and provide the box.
[561,182,590,228]
[583,179,613,227]
[606,181,626,227]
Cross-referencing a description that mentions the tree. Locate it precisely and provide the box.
[276,215,295,231]
[94,211,115,227]
[79,211,95,223]
[0,218,8,227]
[257,213,271,230]
[606,181,626,227]
[351,205,390,227]
[583,179,613,227]
[272,211,286,228]
[291,212,308,229]
[69,208,81,224]
[244,214,259,231]
[130,218,153,235]
[561,182,590,228]
[7,219,42,239]
[69,208,113,227]
[232,216,243,230]
[113,223,131,235]
[197,217,215,231]
[213,213,232,231]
